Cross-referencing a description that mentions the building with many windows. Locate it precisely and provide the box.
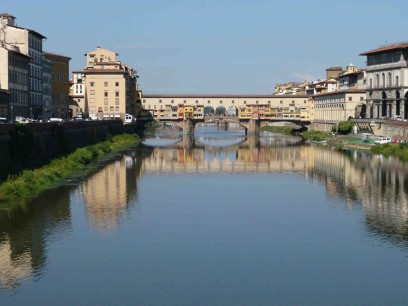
[43,52,71,119]
[0,46,29,120]
[84,47,139,120]
[360,42,408,119]
[69,71,85,116]
[0,13,46,120]
[42,56,52,121]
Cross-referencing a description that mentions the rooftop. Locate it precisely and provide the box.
[360,42,408,55]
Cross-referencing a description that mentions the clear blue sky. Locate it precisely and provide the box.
[4,0,408,94]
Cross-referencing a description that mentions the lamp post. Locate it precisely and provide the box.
[10,105,13,122]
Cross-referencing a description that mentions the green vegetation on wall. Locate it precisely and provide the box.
[0,133,139,204]
[332,121,355,135]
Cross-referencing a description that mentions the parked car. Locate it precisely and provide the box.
[49,118,64,123]
[374,137,391,144]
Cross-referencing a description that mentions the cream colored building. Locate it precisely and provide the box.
[69,71,85,116]
[312,89,366,131]
[142,94,313,121]
[84,47,140,120]
[0,13,46,119]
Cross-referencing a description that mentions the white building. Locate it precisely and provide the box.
[0,13,46,120]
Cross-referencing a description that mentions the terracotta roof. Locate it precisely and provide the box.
[43,51,71,60]
[313,89,365,97]
[0,13,16,18]
[143,94,312,99]
[360,43,408,55]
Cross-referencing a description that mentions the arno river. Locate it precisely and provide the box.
[1,125,408,305]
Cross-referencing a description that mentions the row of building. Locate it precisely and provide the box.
[2,12,408,130]
[0,13,143,122]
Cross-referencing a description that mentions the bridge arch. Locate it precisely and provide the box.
[227,106,238,116]
[204,106,214,116]
[215,106,226,116]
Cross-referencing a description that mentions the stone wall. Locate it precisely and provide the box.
[0,120,129,180]
[383,120,408,139]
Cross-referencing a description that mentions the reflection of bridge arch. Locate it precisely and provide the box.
[215,106,226,116]
[204,106,214,115]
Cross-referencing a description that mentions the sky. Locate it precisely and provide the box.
[3,0,408,94]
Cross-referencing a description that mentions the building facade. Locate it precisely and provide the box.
[42,56,52,121]
[69,71,85,116]
[43,52,71,119]
[337,64,366,91]
[361,43,408,119]
[312,89,366,131]
[0,13,46,120]
[142,94,313,122]
[0,46,29,120]
[84,47,139,120]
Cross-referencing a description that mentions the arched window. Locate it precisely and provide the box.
[376,74,380,88]
[388,72,392,87]
[382,73,385,87]
[396,75,399,87]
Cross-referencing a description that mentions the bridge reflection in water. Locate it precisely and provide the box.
[3,132,408,293]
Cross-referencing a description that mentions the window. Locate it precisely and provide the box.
[90,98,95,103]
[104,98,108,105]
[382,73,385,87]
[90,82,95,87]
[104,82,108,87]
[159,100,162,103]
[104,106,108,111]
[115,90,119,97]
[90,90,95,95]
[110,107,114,111]
[369,79,372,88]
[396,76,399,86]
[104,90,108,97]
[360,97,364,101]
[115,107,119,111]
[388,72,392,87]
[115,82,119,86]
[115,98,119,105]
[348,97,352,101]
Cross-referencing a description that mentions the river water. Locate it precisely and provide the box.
[1,126,408,305]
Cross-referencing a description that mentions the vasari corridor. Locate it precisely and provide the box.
[3,1,408,305]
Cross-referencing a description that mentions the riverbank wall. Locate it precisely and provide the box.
[0,120,146,180]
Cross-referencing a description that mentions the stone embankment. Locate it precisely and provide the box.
[0,120,146,180]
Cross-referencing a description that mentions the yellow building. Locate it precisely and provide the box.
[84,47,139,120]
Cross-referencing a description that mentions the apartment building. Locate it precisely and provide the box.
[44,52,71,119]
[42,56,52,121]
[337,64,366,91]
[0,13,46,120]
[69,71,85,116]
[0,46,30,120]
[360,42,408,119]
[84,47,139,120]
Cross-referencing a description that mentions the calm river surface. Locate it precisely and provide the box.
[2,126,408,305]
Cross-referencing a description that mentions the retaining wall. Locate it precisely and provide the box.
[0,120,136,180]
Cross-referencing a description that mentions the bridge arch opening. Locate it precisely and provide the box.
[204,106,214,116]
[215,106,226,116]
[227,106,238,116]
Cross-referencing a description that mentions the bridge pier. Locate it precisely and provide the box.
[246,119,260,135]
[181,119,194,135]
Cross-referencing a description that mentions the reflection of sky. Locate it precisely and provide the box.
[141,137,182,147]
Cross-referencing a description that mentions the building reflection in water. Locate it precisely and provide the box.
[0,187,71,290]
[140,135,408,246]
[82,147,152,232]
[3,133,408,290]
